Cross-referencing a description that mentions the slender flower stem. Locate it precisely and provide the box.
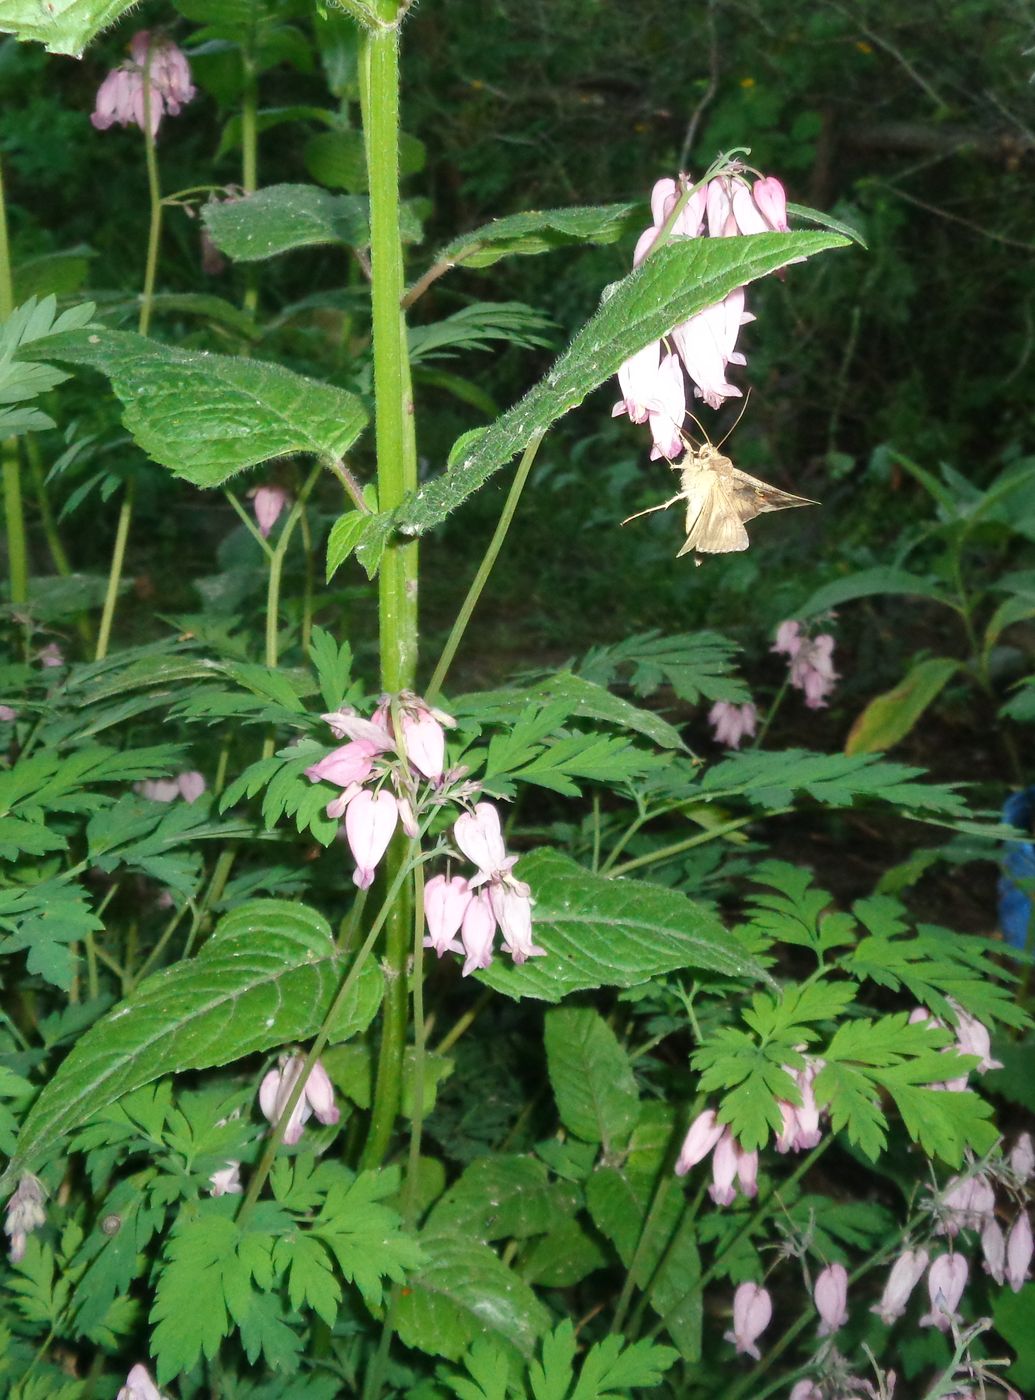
[359,9,420,1172]
[0,157,27,609]
[403,856,427,1223]
[95,69,163,661]
[426,430,546,702]
[607,811,768,879]
[240,58,260,321]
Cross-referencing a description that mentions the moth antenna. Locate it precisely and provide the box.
[684,409,709,444]
[715,390,751,450]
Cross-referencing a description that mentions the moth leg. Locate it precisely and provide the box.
[621,493,684,525]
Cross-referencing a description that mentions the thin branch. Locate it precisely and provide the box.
[874,180,1035,251]
[679,0,722,170]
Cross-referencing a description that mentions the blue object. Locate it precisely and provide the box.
[999,787,1035,951]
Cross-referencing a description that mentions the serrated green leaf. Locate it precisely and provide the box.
[428,1155,575,1241]
[326,510,376,581]
[3,900,382,1189]
[203,184,370,261]
[545,1008,640,1147]
[0,0,134,54]
[396,230,846,535]
[395,1228,550,1362]
[313,1168,423,1309]
[35,327,368,489]
[579,630,750,707]
[477,849,765,1002]
[430,203,643,272]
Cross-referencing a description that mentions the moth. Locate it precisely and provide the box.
[623,436,816,560]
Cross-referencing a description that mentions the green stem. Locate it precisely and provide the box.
[25,435,72,577]
[608,811,766,878]
[240,59,259,321]
[95,76,162,661]
[359,10,419,1173]
[425,430,545,702]
[402,856,427,1224]
[0,157,27,609]
[611,1171,677,1336]
[94,479,135,662]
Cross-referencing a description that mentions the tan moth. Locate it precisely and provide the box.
[623,434,816,560]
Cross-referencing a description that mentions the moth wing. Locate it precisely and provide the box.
[726,464,816,521]
[677,467,750,556]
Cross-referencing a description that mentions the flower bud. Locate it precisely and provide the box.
[709,1129,738,1206]
[117,1364,163,1400]
[981,1218,1006,1285]
[250,484,290,538]
[177,771,206,804]
[1010,1132,1034,1184]
[209,1162,243,1197]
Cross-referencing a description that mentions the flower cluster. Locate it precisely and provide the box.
[306,693,543,976]
[259,1054,340,1146]
[708,700,758,749]
[909,1002,1003,1092]
[306,692,455,887]
[92,32,195,137]
[3,1174,46,1263]
[675,1108,757,1205]
[613,169,790,460]
[773,619,838,710]
[425,802,544,972]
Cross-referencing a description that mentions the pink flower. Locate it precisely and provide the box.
[397,702,451,782]
[209,1162,243,1197]
[670,303,743,410]
[872,1247,929,1324]
[92,33,195,137]
[250,484,291,538]
[645,352,686,461]
[815,1262,849,1336]
[0,706,15,721]
[937,1174,996,1237]
[753,176,790,231]
[724,1281,772,1359]
[345,789,398,889]
[4,1175,46,1264]
[613,339,663,425]
[1010,1132,1034,1183]
[709,701,758,749]
[117,1365,163,1400]
[675,1108,725,1175]
[919,1253,968,1331]
[39,642,64,668]
[177,770,206,803]
[981,1218,1006,1285]
[423,874,472,956]
[306,738,380,790]
[708,1128,756,1206]
[1006,1212,1033,1292]
[488,879,544,964]
[774,1058,824,1153]
[460,890,497,976]
[772,620,802,657]
[136,778,182,803]
[454,803,514,881]
[789,1385,822,1400]
[259,1054,339,1145]
[952,1009,1002,1074]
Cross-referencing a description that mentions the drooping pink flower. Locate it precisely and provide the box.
[1010,1132,1034,1183]
[736,1144,758,1198]
[92,66,147,132]
[305,738,380,790]
[487,879,544,964]
[135,31,194,114]
[1006,1212,1033,1292]
[345,789,398,889]
[613,340,663,425]
[646,352,687,461]
[815,1262,849,1336]
[397,701,452,782]
[772,620,803,657]
[675,1108,725,1175]
[258,1054,340,1145]
[136,777,182,803]
[460,890,497,976]
[789,1384,822,1400]
[937,1173,996,1237]
[4,1175,46,1264]
[919,1253,968,1331]
[38,642,64,668]
[670,304,743,411]
[872,1247,929,1324]
[981,1218,1006,1285]
[454,803,514,882]
[724,1281,772,1359]
[0,706,15,721]
[177,770,206,803]
[708,1129,756,1206]
[709,701,758,749]
[250,484,291,538]
[117,1365,163,1400]
[952,1009,1003,1074]
[423,874,472,956]
[775,1057,824,1153]
[209,1162,243,1197]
